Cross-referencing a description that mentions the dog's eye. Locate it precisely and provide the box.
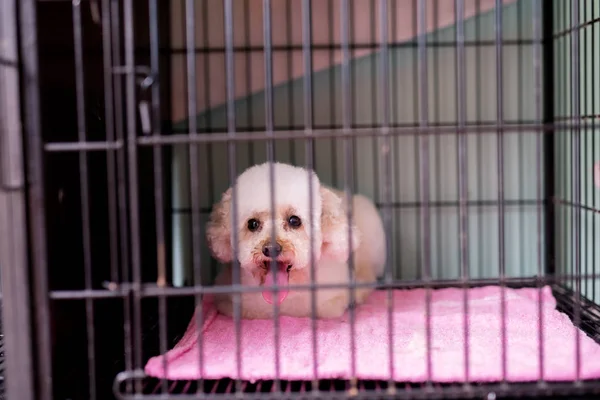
[247,218,260,232]
[288,215,302,228]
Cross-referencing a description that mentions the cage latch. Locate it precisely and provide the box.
[111,65,155,135]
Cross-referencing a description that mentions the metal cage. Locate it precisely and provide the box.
[0,0,599,399]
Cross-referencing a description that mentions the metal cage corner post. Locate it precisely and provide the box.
[0,0,44,399]
[541,0,556,281]
[21,0,54,395]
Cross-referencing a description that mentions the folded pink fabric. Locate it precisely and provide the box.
[145,286,600,383]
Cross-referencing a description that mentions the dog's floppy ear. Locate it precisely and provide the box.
[319,186,361,261]
[206,188,233,263]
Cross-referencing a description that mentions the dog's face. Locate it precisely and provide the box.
[234,205,314,282]
[206,162,360,288]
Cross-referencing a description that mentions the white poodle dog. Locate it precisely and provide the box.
[207,162,386,319]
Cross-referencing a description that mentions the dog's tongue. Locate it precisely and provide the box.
[262,263,290,305]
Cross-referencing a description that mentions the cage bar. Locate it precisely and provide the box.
[340,0,358,387]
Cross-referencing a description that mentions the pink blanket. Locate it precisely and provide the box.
[145,286,600,383]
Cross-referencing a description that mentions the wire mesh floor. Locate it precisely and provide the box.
[121,377,600,400]
[131,378,600,399]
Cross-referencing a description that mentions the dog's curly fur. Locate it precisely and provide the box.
[207,162,386,319]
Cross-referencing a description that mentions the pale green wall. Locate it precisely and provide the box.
[171,0,549,286]
[553,0,600,303]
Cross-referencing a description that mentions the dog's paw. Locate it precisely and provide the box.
[316,295,350,319]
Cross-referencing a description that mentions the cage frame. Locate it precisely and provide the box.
[1,0,600,399]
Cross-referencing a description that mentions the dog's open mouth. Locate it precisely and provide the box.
[261,261,292,305]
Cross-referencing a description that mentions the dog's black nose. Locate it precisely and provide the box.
[262,243,282,257]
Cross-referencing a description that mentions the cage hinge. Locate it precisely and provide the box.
[0,122,25,192]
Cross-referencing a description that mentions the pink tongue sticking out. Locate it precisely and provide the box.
[262,264,290,305]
